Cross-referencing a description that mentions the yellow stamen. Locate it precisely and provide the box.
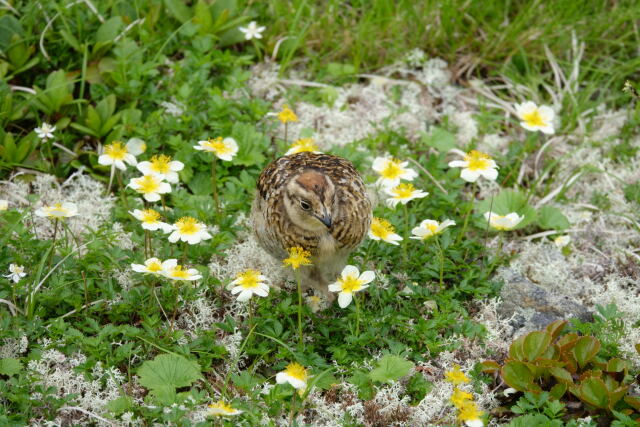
[169,265,189,279]
[140,209,161,223]
[136,175,160,194]
[289,138,318,153]
[104,141,127,160]
[464,150,492,171]
[340,275,363,293]
[175,217,200,235]
[283,247,312,269]
[147,261,162,273]
[392,183,416,199]
[236,269,261,289]
[204,137,232,155]
[284,362,307,381]
[522,108,545,127]
[278,105,298,123]
[380,159,403,180]
[149,154,172,174]
[371,217,395,239]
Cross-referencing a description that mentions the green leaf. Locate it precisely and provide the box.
[368,355,414,383]
[577,376,609,409]
[95,16,123,44]
[164,0,193,23]
[545,320,567,341]
[105,396,133,415]
[549,367,573,384]
[501,361,534,392]
[421,127,456,152]
[509,334,526,361]
[522,331,552,362]
[138,354,201,393]
[572,336,600,369]
[193,0,213,33]
[0,358,21,376]
[476,189,537,229]
[480,360,501,373]
[536,206,570,230]
[549,383,567,400]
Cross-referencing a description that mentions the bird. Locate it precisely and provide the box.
[251,152,372,301]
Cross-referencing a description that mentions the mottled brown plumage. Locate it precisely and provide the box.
[251,152,372,300]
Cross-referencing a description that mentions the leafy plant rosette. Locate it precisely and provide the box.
[482,320,640,420]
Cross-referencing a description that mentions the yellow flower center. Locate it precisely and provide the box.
[175,217,200,235]
[147,261,162,273]
[208,401,236,415]
[104,141,127,160]
[290,138,318,153]
[464,150,492,171]
[48,203,69,217]
[204,137,232,155]
[278,105,298,123]
[169,265,189,279]
[340,274,363,293]
[136,175,160,194]
[140,209,161,223]
[522,108,545,127]
[426,223,439,233]
[370,217,394,239]
[391,183,416,199]
[13,266,24,274]
[283,247,312,269]
[380,159,403,179]
[149,154,172,174]
[236,270,262,289]
[284,362,307,381]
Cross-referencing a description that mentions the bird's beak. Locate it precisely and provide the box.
[316,212,332,228]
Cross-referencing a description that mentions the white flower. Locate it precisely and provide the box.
[0,200,8,210]
[515,101,555,134]
[230,270,269,302]
[194,137,239,161]
[372,157,418,188]
[34,202,79,219]
[162,261,203,281]
[239,21,265,40]
[35,122,56,141]
[125,138,147,156]
[554,235,571,248]
[131,257,168,276]
[306,295,325,313]
[136,154,184,183]
[127,175,171,202]
[503,388,518,397]
[368,217,402,245]
[276,362,308,390]
[328,265,375,308]
[411,219,455,240]
[167,217,212,244]
[207,401,242,417]
[98,141,138,171]
[448,150,498,183]
[5,264,26,283]
[384,183,428,208]
[484,211,524,231]
[129,209,172,233]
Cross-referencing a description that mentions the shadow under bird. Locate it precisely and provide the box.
[251,152,372,301]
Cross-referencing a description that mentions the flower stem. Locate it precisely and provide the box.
[295,269,303,347]
[107,164,115,194]
[456,183,476,244]
[482,193,495,268]
[402,204,410,264]
[115,170,129,211]
[182,242,189,264]
[211,155,220,217]
[434,237,444,289]
[284,122,289,146]
[47,219,59,270]
[354,293,361,337]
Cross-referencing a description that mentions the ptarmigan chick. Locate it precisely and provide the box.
[251,152,372,300]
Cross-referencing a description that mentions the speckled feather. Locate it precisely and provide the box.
[251,152,371,261]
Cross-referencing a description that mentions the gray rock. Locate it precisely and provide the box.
[498,269,593,332]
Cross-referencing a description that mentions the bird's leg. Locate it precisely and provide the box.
[301,266,336,304]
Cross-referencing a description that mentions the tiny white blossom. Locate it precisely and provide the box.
[98,141,138,171]
[448,150,498,183]
[131,258,168,276]
[515,101,555,134]
[34,202,78,219]
[411,219,455,240]
[194,137,238,161]
[130,209,172,233]
[136,154,184,183]
[35,122,56,141]
[384,183,428,208]
[484,211,524,231]
[0,200,8,210]
[328,265,375,308]
[372,157,418,188]
[5,264,26,283]
[239,21,266,40]
[167,217,212,245]
[554,235,571,248]
[229,270,269,302]
[125,138,146,156]
[127,175,172,202]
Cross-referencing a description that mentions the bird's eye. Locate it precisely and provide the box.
[300,200,311,211]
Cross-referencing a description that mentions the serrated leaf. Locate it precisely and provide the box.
[572,336,600,369]
[368,355,414,383]
[138,354,201,393]
[501,361,534,392]
[577,376,609,409]
[537,205,570,230]
[523,331,552,362]
[0,358,21,376]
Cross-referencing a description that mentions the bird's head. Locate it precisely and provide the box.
[283,170,335,232]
